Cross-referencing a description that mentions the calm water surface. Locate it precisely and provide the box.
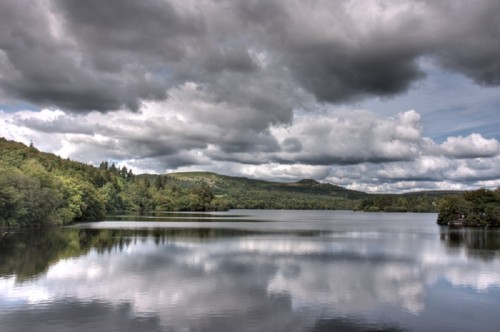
[1,210,500,331]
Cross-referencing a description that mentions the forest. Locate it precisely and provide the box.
[437,188,500,227]
[1,137,453,229]
[0,138,225,228]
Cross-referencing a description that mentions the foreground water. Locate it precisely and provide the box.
[1,210,500,332]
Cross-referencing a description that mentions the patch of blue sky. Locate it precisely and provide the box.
[356,59,500,142]
[424,106,500,142]
[0,102,40,113]
[152,67,175,84]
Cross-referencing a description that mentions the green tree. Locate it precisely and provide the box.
[437,188,500,226]
[0,170,24,227]
[189,183,214,211]
[437,195,472,226]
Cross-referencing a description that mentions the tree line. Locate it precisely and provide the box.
[355,194,438,212]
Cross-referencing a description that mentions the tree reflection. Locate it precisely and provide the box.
[310,316,405,332]
[0,227,257,281]
[440,227,500,260]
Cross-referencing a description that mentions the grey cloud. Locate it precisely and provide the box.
[1,52,166,111]
[289,45,426,104]
[282,138,302,153]
[202,46,257,73]
[230,0,500,105]
[121,138,206,159]
[232,0,432,103]
[53,0,205,63]
[235,0,288,26]
[81,136,208,164]
[434,0,500,85]
[2,0,500,117]
[0,0,190,112]
[12,114,105,135]
[276,0,500,101]
[125,155,205,173]
[217,130,281,154]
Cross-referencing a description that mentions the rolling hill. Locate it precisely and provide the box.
[164,171,368,210]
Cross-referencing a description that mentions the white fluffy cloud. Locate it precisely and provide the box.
[441,133,499,158]
[2,101,499,193]
[269,110,422,165]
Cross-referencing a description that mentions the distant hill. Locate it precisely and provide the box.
[163,172,451,212]
[167,172,366,197]
[164,171,368,210]
[163,172,462,212]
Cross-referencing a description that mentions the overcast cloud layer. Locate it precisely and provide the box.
[1,0,500,192]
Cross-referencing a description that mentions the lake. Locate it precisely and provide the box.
[1,210,500,331]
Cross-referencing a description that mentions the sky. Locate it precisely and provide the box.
[0,0,499,193]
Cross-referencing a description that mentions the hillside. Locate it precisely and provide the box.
[1,137,448,229]
[168,172,363,196]
[165,172,367,210]
[163,172,445,212]
[0,137,126,228]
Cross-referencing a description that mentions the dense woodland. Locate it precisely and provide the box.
[0,138,459,229]
[0,138,225,228]
[437,188,500,227]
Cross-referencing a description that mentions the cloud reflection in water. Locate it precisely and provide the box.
[1,213,500,331]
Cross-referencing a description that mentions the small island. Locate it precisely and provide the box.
[437,188,500,227]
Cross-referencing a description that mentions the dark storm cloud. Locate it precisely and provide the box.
[0,0,196,112]
[53,0,205,63]
[435,0,500,85]
[231,0,432,103]
[290,47,425,103]
[202,46,257,73]
[123,137,208,160]
[2,0,500,115]
[282,138,302,153]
